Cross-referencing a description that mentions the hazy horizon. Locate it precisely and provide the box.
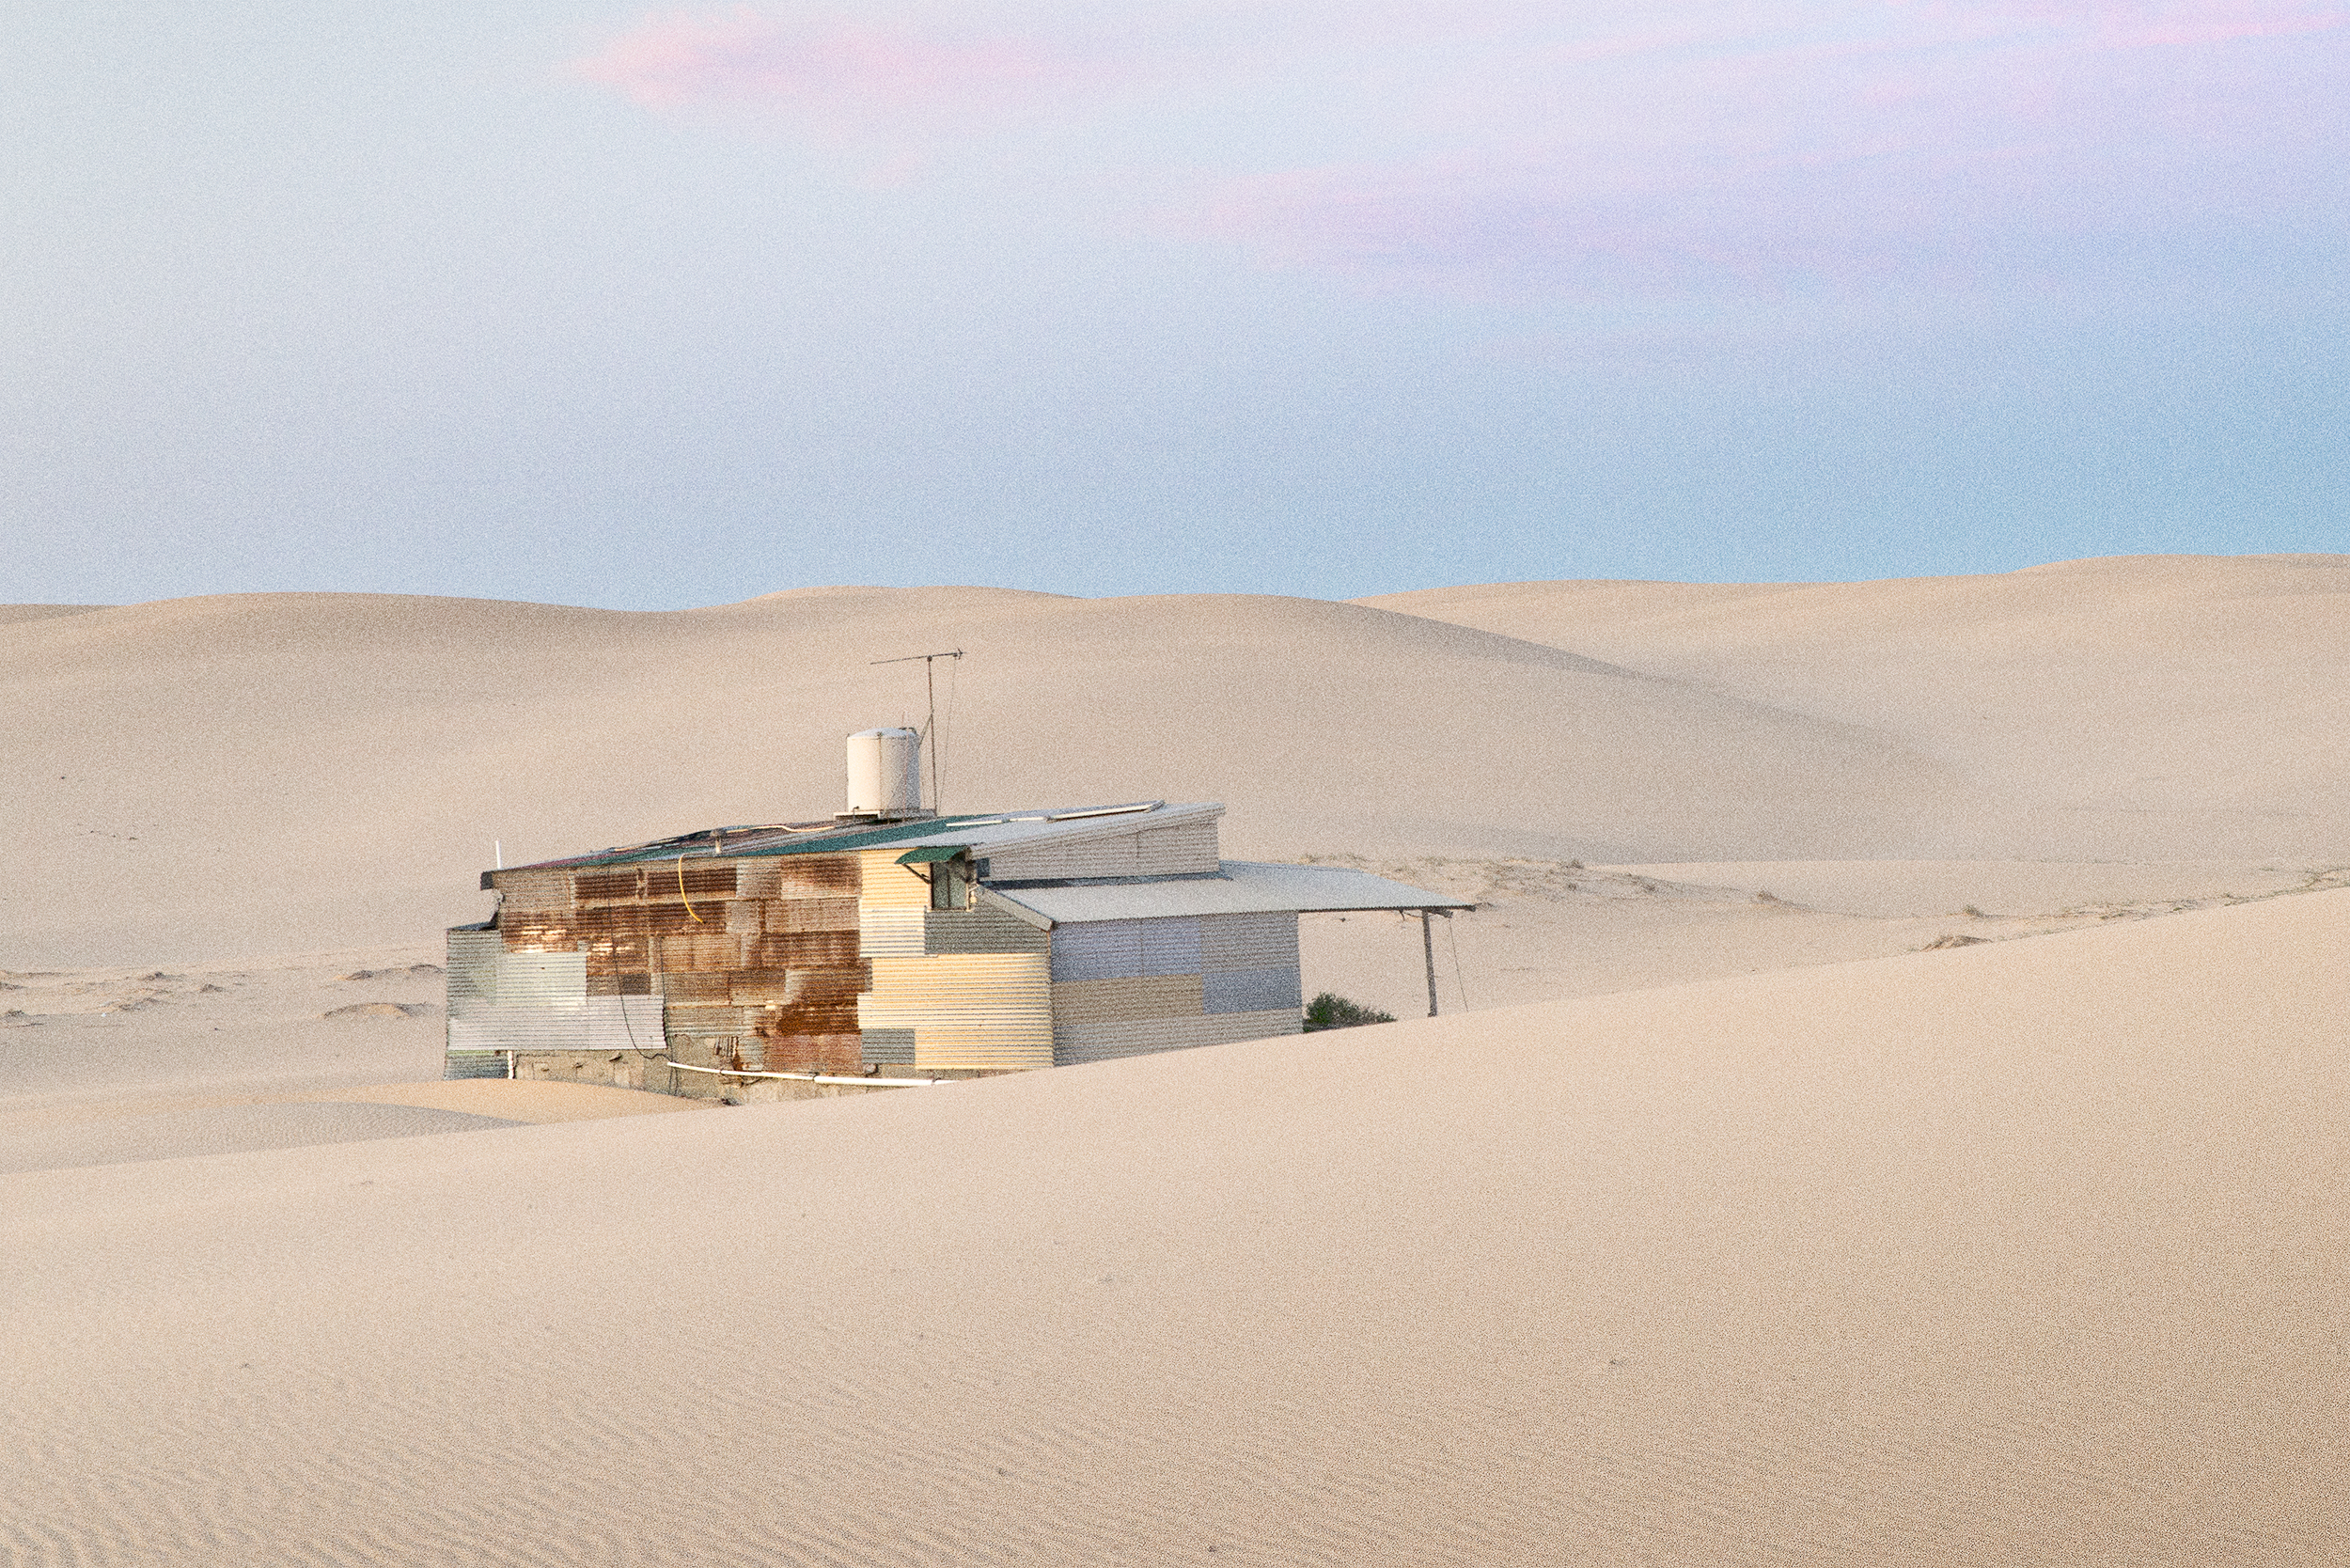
[7,1,2343,611]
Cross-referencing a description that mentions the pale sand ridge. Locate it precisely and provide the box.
[1361,553,2350,862]
[4,557,2343,1562]
[4,890,2342,1564]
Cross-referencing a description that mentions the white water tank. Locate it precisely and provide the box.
[846,728,922,818]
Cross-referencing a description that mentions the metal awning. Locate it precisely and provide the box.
[981,861,1472,927]
[896,845,969,865]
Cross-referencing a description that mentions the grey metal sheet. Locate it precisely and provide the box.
[1139,917,1201,976]
[1048,917,1202,981]
[1050,919,1143,982]
[993,862,1471,925]
[1199,911,1299,973]
[1202,966,1302,1014]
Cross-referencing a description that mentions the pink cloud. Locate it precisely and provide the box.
[572,8,1126,124]
[1181,1,2350,296]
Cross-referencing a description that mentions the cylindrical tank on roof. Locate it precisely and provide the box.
[846,728,922,818]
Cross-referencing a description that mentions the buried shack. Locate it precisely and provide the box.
[447,732,1467,1097]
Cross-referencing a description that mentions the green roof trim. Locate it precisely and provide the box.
[896,844,969,865]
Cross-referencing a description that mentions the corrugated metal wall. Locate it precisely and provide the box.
[860,953,1054,1072]
[1046,910,1301,1065]
[465,852,868,1077]
[854,847,1058,1071]
[444,930,668,1056]
[1054,1008,1303,1066]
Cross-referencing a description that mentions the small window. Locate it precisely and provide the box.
[930,858,969,911]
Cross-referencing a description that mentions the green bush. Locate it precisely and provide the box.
[1303,992,1396,1031]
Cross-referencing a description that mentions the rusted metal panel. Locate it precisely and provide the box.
[573,869,644,903]
[1051,974,1204,1026]
[490,869,574,911]
[768,896,860,933]
[659,971,731,1004]
[750,930,858,967]
[776,854,863,896]
[758,1032,864,1074]
[665,1003,750,1034]
[1052,1007,1301,1067]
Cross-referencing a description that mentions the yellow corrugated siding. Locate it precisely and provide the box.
[859,849,932,907]
[1051,974,1203,1025]
[860,952,1053,1071]
[860,904,925,958]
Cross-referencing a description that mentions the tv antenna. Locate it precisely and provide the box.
[870,648,964,811]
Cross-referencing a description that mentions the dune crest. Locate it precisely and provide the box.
[5,888,2342,1564]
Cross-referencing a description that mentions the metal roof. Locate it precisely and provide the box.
[498,800,1211,873]
[981,861,1473,927]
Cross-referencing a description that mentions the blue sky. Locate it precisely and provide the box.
[3,1,2343,609]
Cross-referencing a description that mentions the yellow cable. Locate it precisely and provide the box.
[677,855,707,923]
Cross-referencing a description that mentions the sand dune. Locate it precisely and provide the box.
[14,558,2342,969]
[6,557,2342,1561]
[3,587,1976,964]
[1362,553,2350,862]
[5,887,2342,1564]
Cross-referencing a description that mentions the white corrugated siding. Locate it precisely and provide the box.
[860,953,1053,1072]
[1053,1008,1301,1066]
[860,904,925,957]
[445,934,666,1055]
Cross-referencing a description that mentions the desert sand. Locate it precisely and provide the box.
[3,554,2344,1563]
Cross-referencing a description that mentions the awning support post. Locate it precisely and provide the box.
[1422,910,1439,1018]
